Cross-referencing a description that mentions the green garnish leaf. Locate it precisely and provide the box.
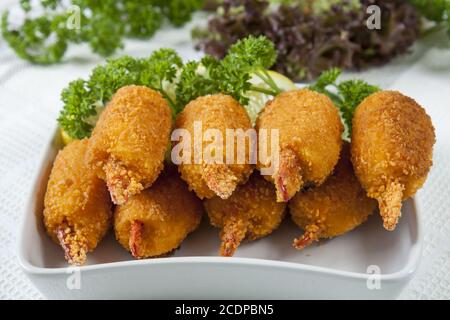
[409,0,450,37]
[2,0,204,64]
[58,35,283,139]
[140,48,183,87]
[140,48,183,112]
[309,68,342,93]
[59,79,97,139]
[309,68,380,138]
[222,35,277,71]
[337,80,380,133]
[175,56,220,110]
[409,0,448,22]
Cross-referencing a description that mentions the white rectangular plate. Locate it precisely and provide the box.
[19,129,422,299]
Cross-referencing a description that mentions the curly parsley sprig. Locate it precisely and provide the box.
[2,0,204,64]
[58,35,283,139]
[58,36,379,141]
[177,36,283,107]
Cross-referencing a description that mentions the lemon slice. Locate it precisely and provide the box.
[60,128,74,145]
[244,70,297,124]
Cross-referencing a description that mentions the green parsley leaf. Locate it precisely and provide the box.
[2,0,204,64]
[58,36,289,139]
[309,68,380,139]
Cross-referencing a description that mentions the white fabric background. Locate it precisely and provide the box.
[0,2,448,299]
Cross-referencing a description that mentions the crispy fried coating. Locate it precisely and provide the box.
[351,91,435,231]
[86,85,172,205]
[256,89,343,202]
[114,166,203,259]
[204,172,286,256]
[289,142,376,249]
[44,139,112,265]
[174,94,253,199]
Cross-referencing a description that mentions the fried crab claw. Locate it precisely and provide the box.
[129,220,145,259]
[377,181,404,231]
[292,224,321,250]
[219,216,248,257]
[56,225,88,266]
[202,164,239,200]
[104,158,144,205]
[272,148,303,202]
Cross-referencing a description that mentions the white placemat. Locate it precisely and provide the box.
[0,4,448,300]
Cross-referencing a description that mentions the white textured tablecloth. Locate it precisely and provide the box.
[0,3,449,300]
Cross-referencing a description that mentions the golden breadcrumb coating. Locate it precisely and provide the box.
[256,89,343,202]
[351,91,435,231]
[174,94,253,199]
[44,139,112,265]
[204,172,286,256]
[289,142,376,249]
[114,166,203,259]
[86,85,172,205]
